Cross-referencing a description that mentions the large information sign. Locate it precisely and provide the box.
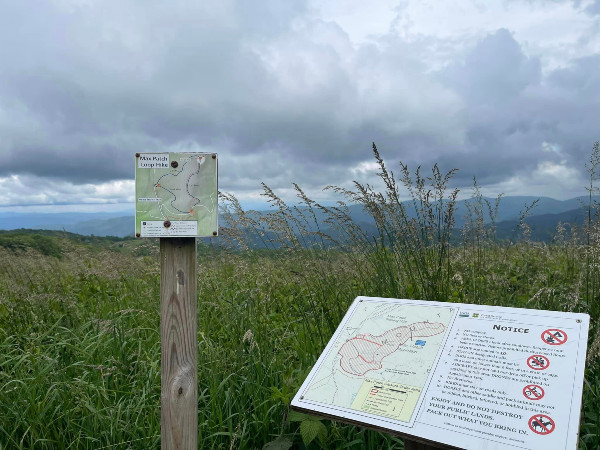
[291,297,590,449]
[135,152,218,237]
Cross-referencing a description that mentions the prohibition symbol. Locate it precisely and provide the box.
[523,384,545,400]
[527,354,550,370]
[542,328,567,345]
[528,414,555,435]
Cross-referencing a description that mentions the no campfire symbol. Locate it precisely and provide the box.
[523,384,545,401]
[542,328,567,346]
[528,414,555,435]
[527,354,550,371]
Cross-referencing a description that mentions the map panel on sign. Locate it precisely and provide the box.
[301,302,454,424]
[351,379,422,422]
[135,152,218,237]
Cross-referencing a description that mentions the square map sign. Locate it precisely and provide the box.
[135,152,218,237]
[292,296,590,450]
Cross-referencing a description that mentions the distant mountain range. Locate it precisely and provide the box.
[0,211,134,237]
[0,195,596,241]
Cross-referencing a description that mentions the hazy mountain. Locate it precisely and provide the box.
[0,195,597,239]
[341,195,592,227]
[0,212,132,237]
[0,211,131,231]
[495,207,588,242]
[62,216,134,237]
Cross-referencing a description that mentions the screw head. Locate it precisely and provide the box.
[135,232,141,238]
[135,153,140,158]
[212,231,218,236]
[164,220,171,228]
[212,154,217,159]
[171,161,178,168]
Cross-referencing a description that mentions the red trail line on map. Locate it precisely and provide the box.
[338,322,445,376]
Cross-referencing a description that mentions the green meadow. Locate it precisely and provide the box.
[1,143,600,449]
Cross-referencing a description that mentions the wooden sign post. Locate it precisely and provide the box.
[160,237,197,449]
[135,152,218,449]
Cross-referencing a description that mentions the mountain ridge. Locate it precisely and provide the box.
[0,195,597,239]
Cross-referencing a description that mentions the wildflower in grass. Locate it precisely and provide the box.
[242,329,259,352]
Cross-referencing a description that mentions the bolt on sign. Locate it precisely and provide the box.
[135,152,218,237]
[291,297,590,450]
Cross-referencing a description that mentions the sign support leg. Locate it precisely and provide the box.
[160,237,198,449]
[403,438,457,449]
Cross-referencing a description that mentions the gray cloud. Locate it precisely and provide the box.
[585,0,600,14]
[441,29,542,104]
[0,1,599,206]
[0,1,460,183]
[430,29,599,188]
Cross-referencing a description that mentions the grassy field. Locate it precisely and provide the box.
[1,144,600,449]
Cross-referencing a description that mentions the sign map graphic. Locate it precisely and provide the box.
[302,302,453,422]
[338,321,447,376]
[135,152,218,237]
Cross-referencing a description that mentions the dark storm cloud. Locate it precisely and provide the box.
[0,0,462,191]
[441,29,542,103]
[0,0,304,182]
[0,1,598,203]
[427,29,600,187]
[585,0,600,14]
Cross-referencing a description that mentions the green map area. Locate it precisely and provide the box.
[301,302,454,423]
[135,152,218,237]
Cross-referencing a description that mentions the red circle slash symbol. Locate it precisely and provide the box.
[527,354,550,371]
[528,414,555,435]
[523,384,545,401]
[542,328,567,345]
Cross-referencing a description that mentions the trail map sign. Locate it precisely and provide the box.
[291,297,590,449]
[135,152,218,237]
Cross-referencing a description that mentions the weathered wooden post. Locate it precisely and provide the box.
[160,237,197,449]
[135,152,218,449]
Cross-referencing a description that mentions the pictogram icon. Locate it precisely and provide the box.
[542,328,567,345]
[523,384,545,400]
[527,354,550,370]
[529,414,555,435]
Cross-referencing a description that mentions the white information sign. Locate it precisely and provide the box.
[135,152,218,237]
[291,297,590,449]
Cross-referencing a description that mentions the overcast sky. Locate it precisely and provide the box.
[1,0,599,213]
